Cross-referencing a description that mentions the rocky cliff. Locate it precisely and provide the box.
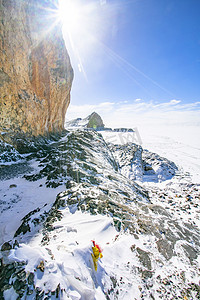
[0,0,73,143]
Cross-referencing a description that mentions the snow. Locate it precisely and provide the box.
[1,128,200,299]
[65,116,90,129]
[6,209,139,299]
[0,176,65,245]
[101,131,141,146]
[3,287,18,300]
[101,129,200,183]
[141,132,200,184]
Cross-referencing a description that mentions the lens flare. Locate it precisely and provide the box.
[55,0,173,96]
[58,0,83,34]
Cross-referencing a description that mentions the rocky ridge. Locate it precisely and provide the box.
[0,129,200,299]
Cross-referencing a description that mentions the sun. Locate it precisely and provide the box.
[58,0,84,36]
[56,0,117,78]
[57,0,97,76]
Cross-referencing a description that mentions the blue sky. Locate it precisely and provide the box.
[62,0,200,105]
[60,0,200,133]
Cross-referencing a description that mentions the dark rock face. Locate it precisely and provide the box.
[1,242,12,251]
[87,112,105,130]
[0,0,73,144]
[0,259,31,299]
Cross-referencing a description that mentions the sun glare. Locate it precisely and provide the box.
[57,0,101,77]
[56,0,121,79]
[58,0,82,34]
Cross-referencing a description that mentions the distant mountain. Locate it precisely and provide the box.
[65,112,104,130]
[65,112,136,133]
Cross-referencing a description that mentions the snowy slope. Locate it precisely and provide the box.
[0,129,200,299]
[101,130,200,183]
[141,133,200,184]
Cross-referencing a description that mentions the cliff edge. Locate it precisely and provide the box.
[0,0,73,143]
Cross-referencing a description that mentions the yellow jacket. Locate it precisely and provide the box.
[91,246,103,271]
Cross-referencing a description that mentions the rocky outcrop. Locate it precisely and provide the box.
[0,0,73,143]
[109,143,178,182]
[87,112,104,129]
[65,112,105,130]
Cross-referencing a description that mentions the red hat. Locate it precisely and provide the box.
[91,240,102,253]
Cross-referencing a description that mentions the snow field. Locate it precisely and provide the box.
[5,209,144,299]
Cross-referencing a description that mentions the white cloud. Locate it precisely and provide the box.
[66,99,200,148]
[152,99,181,109]
[66,99,200,129]
[66,102,115,120]
[66,100,200,126]
[170,99,181,105]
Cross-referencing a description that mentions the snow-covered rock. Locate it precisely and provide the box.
[109,143,178,183]
[65,112,104,130]
[0,129,200,299]
[0,141,23,164]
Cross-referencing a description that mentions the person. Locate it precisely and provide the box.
[91,240,103,271]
